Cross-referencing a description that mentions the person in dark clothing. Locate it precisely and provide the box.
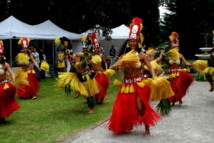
[109,45,116,67]
[39,48,47,79]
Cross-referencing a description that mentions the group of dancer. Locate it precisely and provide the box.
[1,16,213,138]
[57,33,115,114]
[56,17,195,135]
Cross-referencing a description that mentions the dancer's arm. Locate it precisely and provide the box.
[6,63,15,82]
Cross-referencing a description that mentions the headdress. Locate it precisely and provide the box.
[0,40,4,54]
[18,37,30,49]
[128,17,144,48]
[81,35,88,49]
[18,37,30,48]
[88,33,100,49]
[169,32,179,48]
[54,37,70,48]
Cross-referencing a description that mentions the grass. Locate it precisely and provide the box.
[0,75,119,143]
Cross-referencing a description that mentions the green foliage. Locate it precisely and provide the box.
[193,73,206,81]
[156,99,171,115]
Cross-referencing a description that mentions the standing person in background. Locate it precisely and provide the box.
[56,46,66,73]
[109,45,116,68]
[39,48,49,78]
[65,44,72,72]
[0,40,20,123]
[15,37,40,100]
[31,47,40,81]
[39,48,46,79]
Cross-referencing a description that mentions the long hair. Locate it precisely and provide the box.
[118,39,141,57]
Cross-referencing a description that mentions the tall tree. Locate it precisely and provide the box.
[161,0,214,58]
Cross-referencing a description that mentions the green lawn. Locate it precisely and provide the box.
[0,76,119,143]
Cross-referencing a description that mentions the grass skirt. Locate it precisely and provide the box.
[0,82,20,118]
[17,68,40,98]
[95,72,109,102]
[107,78,161,134]
[169,71,194,103]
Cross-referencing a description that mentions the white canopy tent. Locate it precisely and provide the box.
[0,15,82,67]
[81,24,130,57]
[0,15,81,40]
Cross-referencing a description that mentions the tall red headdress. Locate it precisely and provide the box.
[88,33,100,49]
[169,32,179,48]
[0,40,4,54]
[128,17,144,48]
[18,37,30,49]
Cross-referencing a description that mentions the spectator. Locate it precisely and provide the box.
[31,47,41,81]
[109,45,116,67]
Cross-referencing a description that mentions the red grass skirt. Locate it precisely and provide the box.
[107,82,161,135]
[169,71,194,103]
[95,72,109,101]
[0,82,20,118]
[17,70,40,99]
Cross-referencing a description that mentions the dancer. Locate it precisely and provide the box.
[166,32,194,106]
[144,46,174,115]
[107,17,161,135]
[0,40,20,123]
[204,47,214,91]
[88,33,115,104]
[57,37,100,114]
[193,47,214,91]
[16,37,40,99]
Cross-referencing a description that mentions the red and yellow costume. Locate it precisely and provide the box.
[0,41,20,119]
[167,34,194,103]
[16,37,40,99]
[88,33,115,103]
[107,18,163,134]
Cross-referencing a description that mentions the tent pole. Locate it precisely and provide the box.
[42,40,44,49]
[52,41,55,77]
[10,39,12,66]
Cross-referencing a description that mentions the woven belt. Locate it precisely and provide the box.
[168,69,181,72]
[0,79,12,85]
[22,66,33,71]
[123,75,148,83]
[81,69,93,76]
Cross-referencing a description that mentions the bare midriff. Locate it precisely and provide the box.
[0,73,6,81]
[91,63,104,72]
[124,67,143,78]
[169,64,180,69]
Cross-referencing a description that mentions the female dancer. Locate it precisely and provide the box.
[16,37,40,99]
[107,17,161,135]
[88,33,114,104]
[167,32,194,106]
[57,37,100,114]
[0,40,20,123]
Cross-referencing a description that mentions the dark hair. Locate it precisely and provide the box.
[118,39,141,57]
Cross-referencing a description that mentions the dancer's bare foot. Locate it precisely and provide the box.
[171,102,175,106]
[144,128,150,136]
[74,92,80,99]
[88,108,94,114]
[179,100,183,105]
[144,125,150,136]
[32,96,37,100]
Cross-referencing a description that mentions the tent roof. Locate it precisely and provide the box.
[111,24,129,39]
[0,16,81,40]
[81,24,130,39]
